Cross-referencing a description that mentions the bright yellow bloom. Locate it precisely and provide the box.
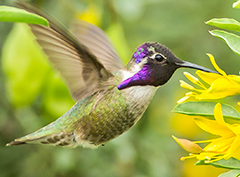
[177,54,240,104]
[173,103,240,163]
[78,3,101,26]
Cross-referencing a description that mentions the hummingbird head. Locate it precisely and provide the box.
[118,42,216,90]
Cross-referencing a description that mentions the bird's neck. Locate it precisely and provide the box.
[116,69,157,103]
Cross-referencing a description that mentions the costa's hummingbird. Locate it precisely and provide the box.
[7,3,215,148]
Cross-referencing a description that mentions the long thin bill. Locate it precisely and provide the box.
[177,61,218,73]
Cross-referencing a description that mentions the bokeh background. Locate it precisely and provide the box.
[1,0,240,177]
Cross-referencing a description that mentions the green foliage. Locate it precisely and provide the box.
[209,30,240,55]
[206,2,240,55]
[218,170,240,177]
[233,1,240,9]
[0,6,49,26]
[196,158,240,170]
[206,18,240,32]
[173,101,240,120]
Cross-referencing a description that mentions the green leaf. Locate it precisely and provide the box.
[218,170,240,177]
[0,6,49,26]
[209,30,240,55]
[206,18,240,32]
[173,101,240,120]
[196,157,240,170]
[233,1,240,9]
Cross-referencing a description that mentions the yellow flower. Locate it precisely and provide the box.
[78,3,101,26]
[173,103,240,163]
[177,53,240,104]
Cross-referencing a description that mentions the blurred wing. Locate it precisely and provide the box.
[16,2,113,101]
[71,20,123,72]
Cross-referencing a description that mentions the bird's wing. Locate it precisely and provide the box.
[71,20,123,73]
[16,2,120,101]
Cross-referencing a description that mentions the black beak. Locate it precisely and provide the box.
[176,60,218,73]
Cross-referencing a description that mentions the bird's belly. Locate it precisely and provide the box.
[74,86,157,148]
[74,101,141,147]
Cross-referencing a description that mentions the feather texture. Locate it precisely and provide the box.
[71,20,123,73]
[16,2,120,101]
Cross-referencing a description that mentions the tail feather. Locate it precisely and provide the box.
[6,117,73,146]
[6,141,26,146]
[7,132,77,148]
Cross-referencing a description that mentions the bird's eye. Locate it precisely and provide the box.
[155,54,164,62]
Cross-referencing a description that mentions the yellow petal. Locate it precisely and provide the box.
[214,104,240,135]
[195,78,240,100]
[206,53,227,76]
[233,146,240,160]
[214,103,225,126]
[204,136,235,152]
[196,70,221,85]
[208,78,240,94]
[229,124,240,135]
[225,135,240,160]
[194,117,232,136]
[228,75,240,84]
[172,135,203,153]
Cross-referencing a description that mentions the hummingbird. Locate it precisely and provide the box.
[7,2,215,148]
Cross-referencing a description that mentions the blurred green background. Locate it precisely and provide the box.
[0,0,240,177]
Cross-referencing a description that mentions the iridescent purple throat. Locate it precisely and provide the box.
[117,44,153,90]
[117,65,152,90]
